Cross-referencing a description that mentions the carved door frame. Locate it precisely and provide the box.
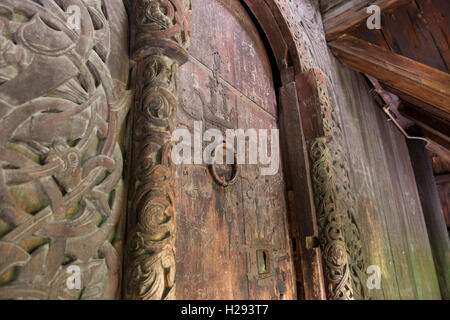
[123,0,367,300]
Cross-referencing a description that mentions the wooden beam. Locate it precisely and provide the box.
[427,139,450,165]
[435,174,450,185]
[382,83,450,121]
[329,35,450,119]
[323,0,412,41]
[416,0,450,71]
[399,102,450,138]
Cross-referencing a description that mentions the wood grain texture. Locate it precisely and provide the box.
[279,82,326,300]
[408,140,450,299]
[332,55,442,299]
[283,0,443,299]
[381,1,448,72]
[349,0,450,73]
[329,35,450,119]
[174,0,296,300]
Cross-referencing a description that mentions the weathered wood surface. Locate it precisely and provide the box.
[320,0,412,41]
[408,140,450,299]
[432,155,450,231]
[0,0,131,299]
[435,178,450,229]
[433,152,450,230]
[348,0,450,73]
[174,0,296,300]
[0,0,445,301]
[430,144,450,236]
[329,35,450,120]
[324,0,450,155]
[272,0,444,299]
[296,68,368,300]
[279,82,326,300]
[122,0,191,300]
[331,56,442,299]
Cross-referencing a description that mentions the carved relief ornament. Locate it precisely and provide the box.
[123,0,192,300]
[306,69,367,300]
[0,0,131,299]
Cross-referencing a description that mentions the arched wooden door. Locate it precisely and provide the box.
[175,0,296,300]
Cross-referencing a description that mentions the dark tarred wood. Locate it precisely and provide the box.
[175,0,296,300]
[333,58,442,299]
[432,153,450,233]
[322,0,412,41]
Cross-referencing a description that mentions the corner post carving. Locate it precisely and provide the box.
[123,0,191,300]
[296,69,367,300]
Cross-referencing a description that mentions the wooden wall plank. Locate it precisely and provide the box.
[373,101,421,299]
[388,131,442,299]
[335,64,400,299]
[435,181,450,229]
[330,54,442,299]
[320,0,349,15]
[408,141,450,299]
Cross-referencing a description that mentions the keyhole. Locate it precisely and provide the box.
[257,250,270,275]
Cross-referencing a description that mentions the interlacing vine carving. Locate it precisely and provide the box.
[307,69,366,300]
[123,0,191,300]
[0,0,130,299]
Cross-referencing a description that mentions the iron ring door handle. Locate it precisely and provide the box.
[209,141,240,187]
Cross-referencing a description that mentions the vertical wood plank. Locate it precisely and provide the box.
[408,140,450,299]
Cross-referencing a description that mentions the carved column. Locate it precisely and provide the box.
[123,0,191,300]
[296,69,367,300]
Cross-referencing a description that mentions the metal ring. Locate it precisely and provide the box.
[209,141,240,187]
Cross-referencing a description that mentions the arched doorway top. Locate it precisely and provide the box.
[242,0,312,82]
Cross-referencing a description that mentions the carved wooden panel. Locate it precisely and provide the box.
[0,0,130,299]
[175,0,296,300]
[122,0,191,300]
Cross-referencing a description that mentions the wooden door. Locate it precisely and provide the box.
[175,0,296,299]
